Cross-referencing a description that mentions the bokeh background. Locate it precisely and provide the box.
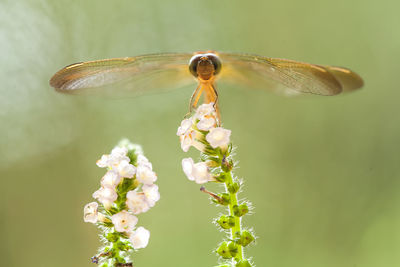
[1,0,399,266]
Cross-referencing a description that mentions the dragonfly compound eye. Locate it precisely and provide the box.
[205,53,222,76]
[189,54,203,77]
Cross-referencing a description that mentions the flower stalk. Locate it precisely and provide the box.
[178,103,255,267]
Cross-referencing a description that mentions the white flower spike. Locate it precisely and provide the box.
[84,140,160,265]
[176,102,258,266]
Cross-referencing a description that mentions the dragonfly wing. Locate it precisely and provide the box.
[322,66,364,93]
[218,53,363,96]
[50,53,196,97]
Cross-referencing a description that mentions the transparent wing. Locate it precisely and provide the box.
[218,53,363,96]
[49,53,196,97]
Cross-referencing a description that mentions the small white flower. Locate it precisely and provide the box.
[93,187,118,209]
[137,154,153,170]
[110,146,129,160]
[126,190,150,214]
[130,227,150,250]
[96,146,130,169]
[182,158,195,181]
[101,171,121,189]
[136,165,157,185]
[96,154,110,168]
[206,127,231,149]
[142,184,160,207]
[111,210,138,233]
[118,139,143,153]
[177,118,193,136]
[197,115,216,131]
[116,160,136,178]
[195,102,216,119]
[180,130,196,152]
[181,158,214,184]
[83,202,98,223]
[179,130,206,153]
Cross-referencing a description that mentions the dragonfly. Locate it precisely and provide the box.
[49,51,364,117]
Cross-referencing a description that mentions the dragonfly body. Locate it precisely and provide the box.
[50,51,364,118]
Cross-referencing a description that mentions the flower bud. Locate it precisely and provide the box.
[216,242,233,259]
[206,159,220,168]
[217,215,236,229]
[106,232,120,243]
[237,230,255,247]
[221,157,233,172]
[212,193,230,206]
[236,259,252,267]
[228,241,238,257]
[233,203,249,217]
[215,173,227,183]
[227,182,240,193]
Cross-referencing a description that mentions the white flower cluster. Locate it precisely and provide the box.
[83,143,160,250]
[177,103,231,184]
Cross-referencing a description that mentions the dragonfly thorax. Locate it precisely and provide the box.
[189,53,222,81]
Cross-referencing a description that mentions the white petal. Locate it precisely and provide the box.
[177,118,193,136]
[130,227,150,249]
[137,154,153,170]
[83,202,98,223]
[96,154,110,168]
[126,191,150,214]
[181,158,195,181]
[136,165,157,185]
[92,187,118,207]
[101,171,121,188]
[111,146,128,158]
[192,162,214,184]
[180,130,195,152]
[142,184,160,207]
[111,210,138,233]
[117,160,136,178]
[206,127,231,148]
[195,103,216,119]
[197,115,216,131]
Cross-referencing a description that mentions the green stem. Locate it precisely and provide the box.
[225,171,243,263]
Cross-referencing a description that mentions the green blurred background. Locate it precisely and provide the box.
[1,0,399,266]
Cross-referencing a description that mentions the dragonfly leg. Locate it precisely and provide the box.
[210,84,221,124]
[186,84,203,118]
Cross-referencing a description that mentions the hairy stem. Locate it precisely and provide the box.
[225,171,243,262]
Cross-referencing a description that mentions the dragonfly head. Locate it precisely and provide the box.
[189,53,222,81]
